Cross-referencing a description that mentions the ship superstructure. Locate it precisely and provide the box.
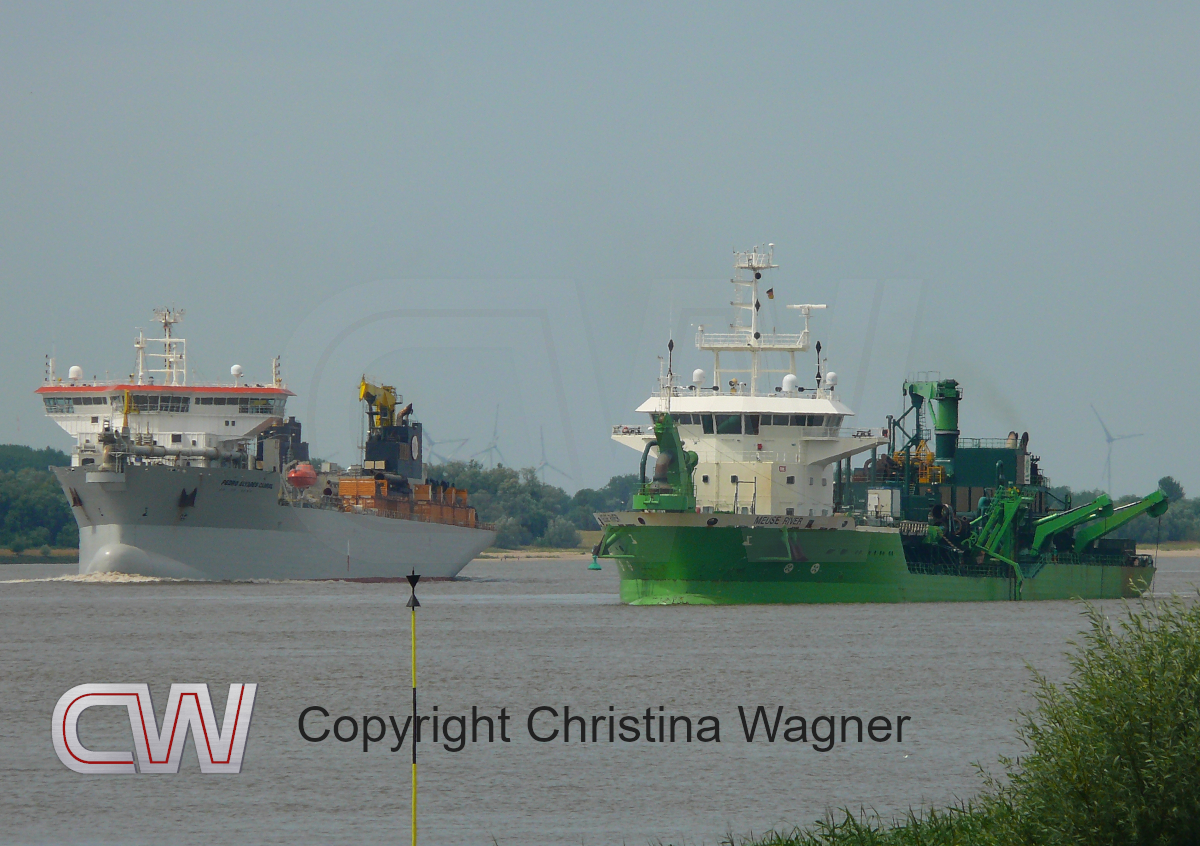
[40,310,494,580]
[611,245,887,517]
[39,309,292,467]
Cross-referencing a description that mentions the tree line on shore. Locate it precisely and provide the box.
[0,445,77,553]
[2,441,1199,552]
[424,461,639,549]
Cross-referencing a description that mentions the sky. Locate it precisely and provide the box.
[2,2,1197,496]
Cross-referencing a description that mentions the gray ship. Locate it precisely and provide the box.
[40,309,495,580]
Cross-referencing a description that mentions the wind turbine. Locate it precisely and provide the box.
[470,405,506,468]
[534,427,571,483]
[423,429,469,465]
[1091,404,1143,495]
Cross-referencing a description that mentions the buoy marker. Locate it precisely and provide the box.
[406,569,420,845]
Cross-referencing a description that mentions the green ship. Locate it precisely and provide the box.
[596,246,1166,604]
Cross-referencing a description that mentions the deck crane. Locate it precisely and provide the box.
[359,377,412,432]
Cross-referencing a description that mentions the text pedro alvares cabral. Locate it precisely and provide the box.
[299,705,912,753]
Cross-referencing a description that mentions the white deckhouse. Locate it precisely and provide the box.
[612,246,887,516]
[37,308,292,466]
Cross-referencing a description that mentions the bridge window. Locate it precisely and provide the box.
[701,414,714,434]
[790,414,805,426]
[744,414,759,435]
[197,396,213,405]
[715,414,741,435]
[213,397,227,405]
[772,414,790,426]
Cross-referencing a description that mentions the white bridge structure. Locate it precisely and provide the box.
[37,309,292,466]
[613,245,886,517]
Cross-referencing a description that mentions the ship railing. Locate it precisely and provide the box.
[653,386,837,399]
[612,423,887,441]
[958,437,1021,450]
[697,331,807,349]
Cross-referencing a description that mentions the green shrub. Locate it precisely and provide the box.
[730,596,1200,846]
[991,597,1200,845]
[538,517,581,549]
[493,517,527,549]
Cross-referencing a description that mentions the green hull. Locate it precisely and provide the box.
[600,524,1154,605]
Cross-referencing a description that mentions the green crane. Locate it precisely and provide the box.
[632,411,699,512]
[1073,489,1168,552]
[1030,493,1114,553]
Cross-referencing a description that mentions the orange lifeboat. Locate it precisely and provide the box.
[287,462,318,489]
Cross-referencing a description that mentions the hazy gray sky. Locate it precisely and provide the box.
[3,2,1197,495]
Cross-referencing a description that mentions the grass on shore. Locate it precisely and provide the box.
[0,547,77,563]
[1140,540,1200,551]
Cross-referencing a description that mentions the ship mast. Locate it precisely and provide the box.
[135,308,188,386]
[696,245,826,396]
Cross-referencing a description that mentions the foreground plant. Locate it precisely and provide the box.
[726,595,1200,846]
[992,596,1200,845]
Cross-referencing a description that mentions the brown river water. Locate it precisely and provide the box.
[2,553,1197,845]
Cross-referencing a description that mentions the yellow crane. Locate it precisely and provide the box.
[359,377,413,431]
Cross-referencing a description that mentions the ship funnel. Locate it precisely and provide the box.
[904,378,962,477]
[928,380,961,475]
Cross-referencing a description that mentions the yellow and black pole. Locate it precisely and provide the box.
[406,569,420,845]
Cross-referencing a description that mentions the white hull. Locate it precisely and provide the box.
[55,466,494,580]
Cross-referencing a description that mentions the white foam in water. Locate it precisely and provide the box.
[0,571,190,584]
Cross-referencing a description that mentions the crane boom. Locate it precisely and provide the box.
[359,377,398,430]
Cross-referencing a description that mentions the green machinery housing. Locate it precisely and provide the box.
[841,378,1167,592]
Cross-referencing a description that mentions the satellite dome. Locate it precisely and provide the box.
[68,365,83,381]
[826,371,838,387]
[692,368,706,385]
[781,373,798,393]
[230,364,243,377]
